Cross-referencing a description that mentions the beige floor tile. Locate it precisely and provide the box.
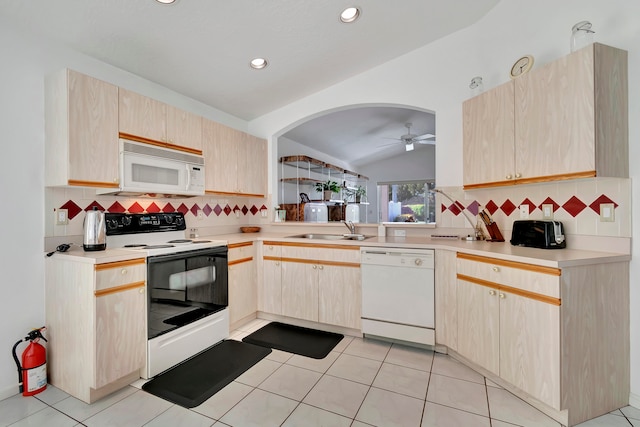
[281,403,352,427]
[332,335,355,353]
[192,381,253,420]
[9,406,77,427]
[145,405,214,427]
[574,414,634,427]
[52,386,137,422]
[431,353,484,384]
[384,343,434,371]
[343,337,391,361]
[234,358,281,387]
[622,406,640,421]
[33,385,70,405]
[356,387,424,427]
[0,394,48,426]
[326,353,382,385]
[83,390,172,427]
[485,378,503,388]
[422,401,491,427]
[302,375,369,418]
[426,373,489,417]
[265,348,293,363]
[372,362,429,399]
[351,422,374,427]
[491,420,523,427]
[258,364,322,401]
[219,388,297,427]
[286,351,340,373]
[487,387,560,427]
[236,318,269,332]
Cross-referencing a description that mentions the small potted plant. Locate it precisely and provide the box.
[344,185,366,203]
[315,180,340,201]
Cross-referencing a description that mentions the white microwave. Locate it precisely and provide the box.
[98,139,205,198]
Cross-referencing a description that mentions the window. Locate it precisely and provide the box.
[378,181,435,223]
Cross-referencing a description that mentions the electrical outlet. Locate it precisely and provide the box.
[393,229,406,237]
[519,204,529,219]
[600,203,615,222]
[55,208,68,225]
[542,204,554,220]
[197,211,204,221]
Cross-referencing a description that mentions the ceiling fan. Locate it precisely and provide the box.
[381,122,435,151]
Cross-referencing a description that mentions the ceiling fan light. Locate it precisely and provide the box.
[249,57,268,70]
[405,142,414,152]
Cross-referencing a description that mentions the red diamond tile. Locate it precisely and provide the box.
[223,204,232,216]
[203,204,213,217]
[562,196,587,217]
[467,201,480,216]
[537,197,560,212]
[146,202,161,213]
[241,205,249,215]
[500,199,517,216]
[589,194,618,214]
[128,202,144,213]
[260,205,268,211]
[61,200,82,220]
[440,203,447,213]
[190,204,200,216]
[233,205,241,213]
[85,201,105,212]
[213,204,223,216]
[107,201,126,213]
[250,205,259,215]
[485,200,499,215]
[519,198,537,214]
[447,203,462,216]
[162,203,176,213]
[177,203,189,215]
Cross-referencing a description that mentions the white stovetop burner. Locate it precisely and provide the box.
[107,231,227,256]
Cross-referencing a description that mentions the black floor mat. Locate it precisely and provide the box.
[142,340,270,408]
[242,322,343,359]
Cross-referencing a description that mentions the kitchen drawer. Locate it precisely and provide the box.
[457,253,560,298]
[262,242,282,257]
[95,259,146,292]
[281,244,360,264]
[228,242,255,262]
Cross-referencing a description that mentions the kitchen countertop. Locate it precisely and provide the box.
[47,232,630,268]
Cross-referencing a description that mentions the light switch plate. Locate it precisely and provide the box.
[542,204,554,220]
[600,203,615,222]
[393,229,406,237]
[55,208,68,225]
[519,205,529,219]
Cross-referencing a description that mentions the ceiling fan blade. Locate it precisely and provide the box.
[382,137,403,141]
[414,133,435,140]
[376,142,401,148]
[416,139,436,144]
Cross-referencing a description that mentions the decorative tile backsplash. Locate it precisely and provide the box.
[436,178,631,238]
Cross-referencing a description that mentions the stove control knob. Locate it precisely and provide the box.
[164,215,174,224]
[175,216,184,226]
[107,219,119,230]
[122,216,132,226]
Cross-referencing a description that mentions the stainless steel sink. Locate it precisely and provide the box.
[287,233,371,241]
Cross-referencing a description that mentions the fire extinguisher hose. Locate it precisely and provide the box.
[12,339,25,393]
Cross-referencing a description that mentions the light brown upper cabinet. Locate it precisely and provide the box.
[119,88,202,154]
[202,119,267,197]
[463,43,628,190]
[45,69,120,188]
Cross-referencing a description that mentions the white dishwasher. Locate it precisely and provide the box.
[361,247,435,345]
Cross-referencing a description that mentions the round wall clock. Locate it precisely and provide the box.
[509,55,534,79]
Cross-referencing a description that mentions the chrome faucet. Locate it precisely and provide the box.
[343,220,356,235]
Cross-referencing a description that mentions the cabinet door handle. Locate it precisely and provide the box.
[499,293,506,299]
[319,265,324,270]
[121,269,127,275]
[312,265,317,269]
[506,174,513,180]
[492,266,500,272]
[489,290,496,296]
[515,173,522,178]
[414,258,423,266]
[139,288,144,294]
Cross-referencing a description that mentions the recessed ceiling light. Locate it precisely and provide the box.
[340,7,360,23]
[155,0,177,4]
[249,58,268,70]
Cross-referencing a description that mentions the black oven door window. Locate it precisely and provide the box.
[147,248,228,339]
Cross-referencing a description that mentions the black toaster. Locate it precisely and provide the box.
[510,220,566,249]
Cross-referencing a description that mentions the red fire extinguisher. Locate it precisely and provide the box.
[12,327,47,396]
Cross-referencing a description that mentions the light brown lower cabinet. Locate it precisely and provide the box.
[454,253,629,426]
[228,242,257,328]
[45,257,146,403]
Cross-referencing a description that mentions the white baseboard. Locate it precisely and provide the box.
[0,383,19,401]
[629,392,640,409]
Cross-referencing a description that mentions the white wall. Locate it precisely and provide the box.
[0,25,250,398]
[249,0,640,404]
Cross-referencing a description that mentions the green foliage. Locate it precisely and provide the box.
[315,180,340,193]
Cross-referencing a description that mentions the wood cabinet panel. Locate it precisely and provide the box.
[95,260,145,292]
[228,259,257,326]
[318,264,361,329]
[119,88,167,142]
[434,250,457,350]
[94,284,146,388]
[281,261,318,322]
[45,69,119,187]
[166,105,202,151]
[240,133,267,196]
